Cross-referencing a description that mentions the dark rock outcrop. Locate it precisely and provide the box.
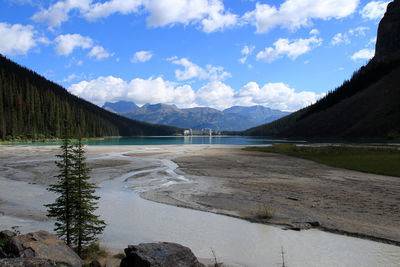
[120,242,204,267]
[375,0,400,63]
[4,231,83,267]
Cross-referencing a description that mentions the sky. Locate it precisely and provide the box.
[0,0,390,112]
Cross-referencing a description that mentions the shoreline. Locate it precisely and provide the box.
[1,145,399,249]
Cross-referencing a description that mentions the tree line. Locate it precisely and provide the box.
[0,54,180,141]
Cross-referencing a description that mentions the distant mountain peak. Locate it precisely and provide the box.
[102,101,139,113]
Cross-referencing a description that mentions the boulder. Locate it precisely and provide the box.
[4,231,83,267]
[89,260,101,267]
[120,242,204,267]
[0,257,58,266]
[1,230,16,258]
[0,230,16,240]
[375,0,400,63]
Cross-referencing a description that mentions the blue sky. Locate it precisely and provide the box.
[0,0,390,111]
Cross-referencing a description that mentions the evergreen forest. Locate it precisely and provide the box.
[0,55,180,141]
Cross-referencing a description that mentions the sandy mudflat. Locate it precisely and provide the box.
[1,144,399,246]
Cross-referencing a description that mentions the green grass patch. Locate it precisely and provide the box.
[244,144,400,177]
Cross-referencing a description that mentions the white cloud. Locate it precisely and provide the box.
[0,22,38,55]
[68,75,195,107]
[256,36,322,63]
[31,0,91,29]
[348,26,369,36]
[88,45,114,60]
[367,37,377,47]
[54,34,93,56]
[309,29,319,35]
[84,0,143,20]
[351,48,374,61]
[234,82,323,111]
[131,50,153,63]
[360,1,390,20]
[331,33,350,45]
[331,27,369,46]
[70,76,322,112]
[238,45,255,64]
[195,81,235,109]
[35,0,237,33]
[171,58,231,81]
[243,0,359,33]
[145,0,238,33]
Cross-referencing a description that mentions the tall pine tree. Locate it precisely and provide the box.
[72,137,106,256]
[45,123,75,246]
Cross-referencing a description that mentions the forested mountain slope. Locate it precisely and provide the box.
[245,0,400,139]
[0,55,180,140]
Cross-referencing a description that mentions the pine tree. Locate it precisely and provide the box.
[45,123,75,246]
[71,137,106,256]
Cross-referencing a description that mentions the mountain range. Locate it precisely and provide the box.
[102,102,290,131]
[245,0,400,139]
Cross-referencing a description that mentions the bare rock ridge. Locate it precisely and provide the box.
[375,0,400,63]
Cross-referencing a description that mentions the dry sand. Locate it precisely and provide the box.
[1,144,399,246]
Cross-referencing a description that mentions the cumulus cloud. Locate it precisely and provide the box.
[31,0,91,29]
[33,0,237,33]
[238,45,255,64]
[131,50,153,63]
[171,58,231,81]
[256,36,322,63]
[145,0,237,33]
[68,75,195,107]
[360,1,390,20]
[195,81,235,109]
[243,0,359,33]
[351,48,374,61]
[84,0,143,20]
[0,22,39,55]
[54,34,93,56]
[88,45,114,60]
[69,75,322,111]
[234,82,323,111]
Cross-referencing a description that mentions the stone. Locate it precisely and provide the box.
[375,0,400,63]
[4,231,83,267]
[89,260,101,267]
[0,257,58,266]
[1,230,17,258]
[0,230,16,240]
[120,242,204,267]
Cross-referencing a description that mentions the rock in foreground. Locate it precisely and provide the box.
[2,230,83,267]
[120,242,204,267]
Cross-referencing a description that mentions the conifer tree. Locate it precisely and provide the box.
[45,123,75,246]
[72,137,106,256]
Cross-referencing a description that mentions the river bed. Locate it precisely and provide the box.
[0,147,400,266]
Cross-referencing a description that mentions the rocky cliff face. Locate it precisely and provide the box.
[375,0,400,63]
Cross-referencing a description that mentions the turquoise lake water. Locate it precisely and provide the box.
[8,136,304,146]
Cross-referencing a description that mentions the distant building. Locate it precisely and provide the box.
[183,128,214,136]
